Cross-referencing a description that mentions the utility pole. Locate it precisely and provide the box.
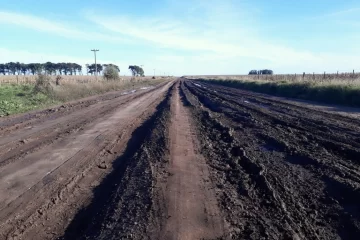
[91,49,99,80]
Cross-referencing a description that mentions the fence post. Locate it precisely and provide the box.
[353,70,355,76]
[303,72,305,80]
[324,71,326,79]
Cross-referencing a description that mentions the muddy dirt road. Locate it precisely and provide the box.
[1,79,360,240]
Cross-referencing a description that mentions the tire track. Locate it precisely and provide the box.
[181,79,360,239]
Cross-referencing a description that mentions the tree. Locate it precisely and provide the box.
[73,63,82,75]
[6,62,17,75]
[62,63,71,75]
[87,63,103,75]
[0,64,7,75]
[128,65,144,77]
[14,62,22,75]
[20,63,28,75]
[248,69,274,75]
[27,63,42,75]
[55,63,63,75]
[103,64,120,73]
[260,69,273,75]
[44,62,56,75]
[103,65,120,80]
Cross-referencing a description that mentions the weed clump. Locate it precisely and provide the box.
[103,65,120,80]
[34,74,53,96]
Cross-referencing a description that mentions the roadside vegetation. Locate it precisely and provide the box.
[191,74,360,107]
[0,74,167,117]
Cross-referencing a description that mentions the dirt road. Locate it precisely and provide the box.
[0,79,360,239]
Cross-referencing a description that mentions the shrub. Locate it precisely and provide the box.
[33,74,53,96]
[103,65,120,80]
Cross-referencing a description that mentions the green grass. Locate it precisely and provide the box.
[198,79,360,107]
[0,84,59,116]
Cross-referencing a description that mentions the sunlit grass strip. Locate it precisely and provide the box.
[198,78,360,107]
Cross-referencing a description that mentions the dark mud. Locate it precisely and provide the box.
[181,79,360,240]
[59,84,174,240]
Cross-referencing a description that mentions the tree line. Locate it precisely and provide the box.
[0,62,121,76]
[249,69,274,75]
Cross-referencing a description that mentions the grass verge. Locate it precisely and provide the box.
[0,84,57,116]
[197,79,360,108]
[0,78,168,117]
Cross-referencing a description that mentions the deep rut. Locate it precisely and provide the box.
[160,82,224,240]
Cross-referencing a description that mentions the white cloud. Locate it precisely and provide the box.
[0,48,91,64]
[83,0,360,74]
[84,12,322,66]
[1,0,360,75]
[0,11,131,43]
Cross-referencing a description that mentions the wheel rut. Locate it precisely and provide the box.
[160,82,224,240]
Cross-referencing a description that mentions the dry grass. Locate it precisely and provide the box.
[52,78,168,102]
[0,75,160,84]
[186,73,360,87]
[189,74,360,107]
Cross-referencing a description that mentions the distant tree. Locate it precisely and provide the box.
[73,63,82,75]
[0,62,91,76]
[20,63,28,75]
[0,64,7,75]
[128,65,144,77]
[103,64,120,73]
[249,69,273,75]
[7,62,17,75]
[62,63,72,75]
[87,63,103,75]
[55,63,63,75]
[34,63,43,74]
[44,62,56,75]
[68,63,75,75]
[14,62,22,75]
[260,69,273,75]
[103,65,120,80]
[27,63,42,75]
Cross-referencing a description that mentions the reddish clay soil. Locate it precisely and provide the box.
[0,79,360,240]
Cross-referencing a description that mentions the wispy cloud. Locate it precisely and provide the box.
[85,8,320,66]
[1,0,360,75]
[0,11,131,43]
[83,0,360,73]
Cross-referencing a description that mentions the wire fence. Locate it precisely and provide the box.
[187,70,360,84]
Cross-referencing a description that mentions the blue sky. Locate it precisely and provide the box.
[1,0,360,75]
